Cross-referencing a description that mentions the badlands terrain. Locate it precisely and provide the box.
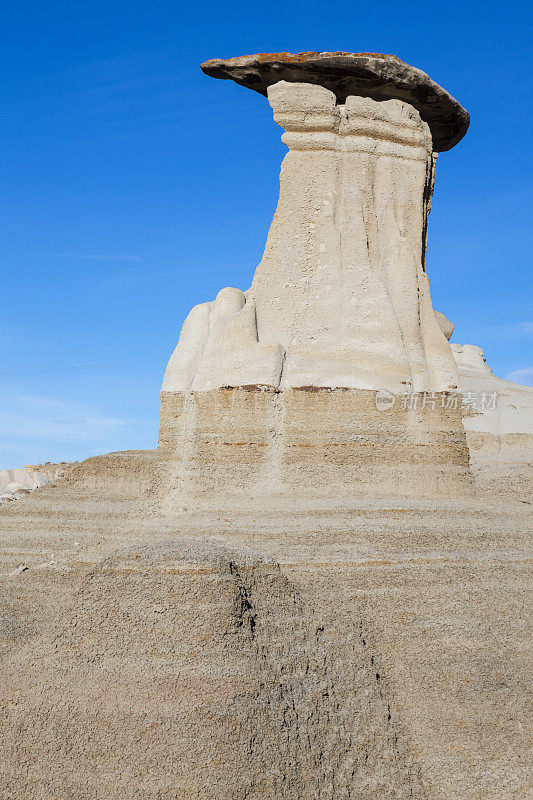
[0,345,531,799]
[1,51,531,799]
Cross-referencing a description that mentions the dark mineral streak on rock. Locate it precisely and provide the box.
[201,51,469,151]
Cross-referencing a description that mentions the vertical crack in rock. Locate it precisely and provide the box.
[1,543,427,797]
[421,151,437,271]
[225,557,428,799]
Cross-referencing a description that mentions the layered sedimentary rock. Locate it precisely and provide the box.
[1,52,530,800]
[158,388,472,513]
[159,54,473,506]
[451,341,533,496]
[1,461,531,799]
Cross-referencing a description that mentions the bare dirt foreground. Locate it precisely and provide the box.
[0,450,531,799]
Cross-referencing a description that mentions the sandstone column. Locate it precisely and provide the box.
[157,53,473,507]
[250,81,457,393]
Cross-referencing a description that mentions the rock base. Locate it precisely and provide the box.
[156,388,474,510]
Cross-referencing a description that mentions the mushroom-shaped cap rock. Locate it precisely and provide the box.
[201,52,469,152]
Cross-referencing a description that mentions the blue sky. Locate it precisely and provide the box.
[1,0,532,467]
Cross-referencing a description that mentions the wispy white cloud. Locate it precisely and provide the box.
[495,321,533,336]
[0,395,129,443]
[0,393,154,469]
[507,321,533,335]
[52,253,141,262]
[504,367,533,387]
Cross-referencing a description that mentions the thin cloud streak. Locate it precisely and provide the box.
[496,321,533,336]
[504,367,533,387]
[51,253,141,262]
[0,395,130,443]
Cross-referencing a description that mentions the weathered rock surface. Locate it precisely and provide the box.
[452,341,533,435]
[435,310,454,340]
[163,287,284,392]
[157,386,474,513]
[64,449,156,496]
[201,52,469,151]
[451,342,533,497]
[164,83,459,396]
[0,464,531,798]
[161,72,471,505]
[24,461,72,483]
[2,50,530,800]
[0,463,75,505]
[0,468,49,493]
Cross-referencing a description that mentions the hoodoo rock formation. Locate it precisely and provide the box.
[1,52,531,800]
[159,53,473,507]
[200,52,470,151]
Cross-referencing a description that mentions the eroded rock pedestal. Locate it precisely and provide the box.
[1,54,531,800]
[158,54,473,507]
